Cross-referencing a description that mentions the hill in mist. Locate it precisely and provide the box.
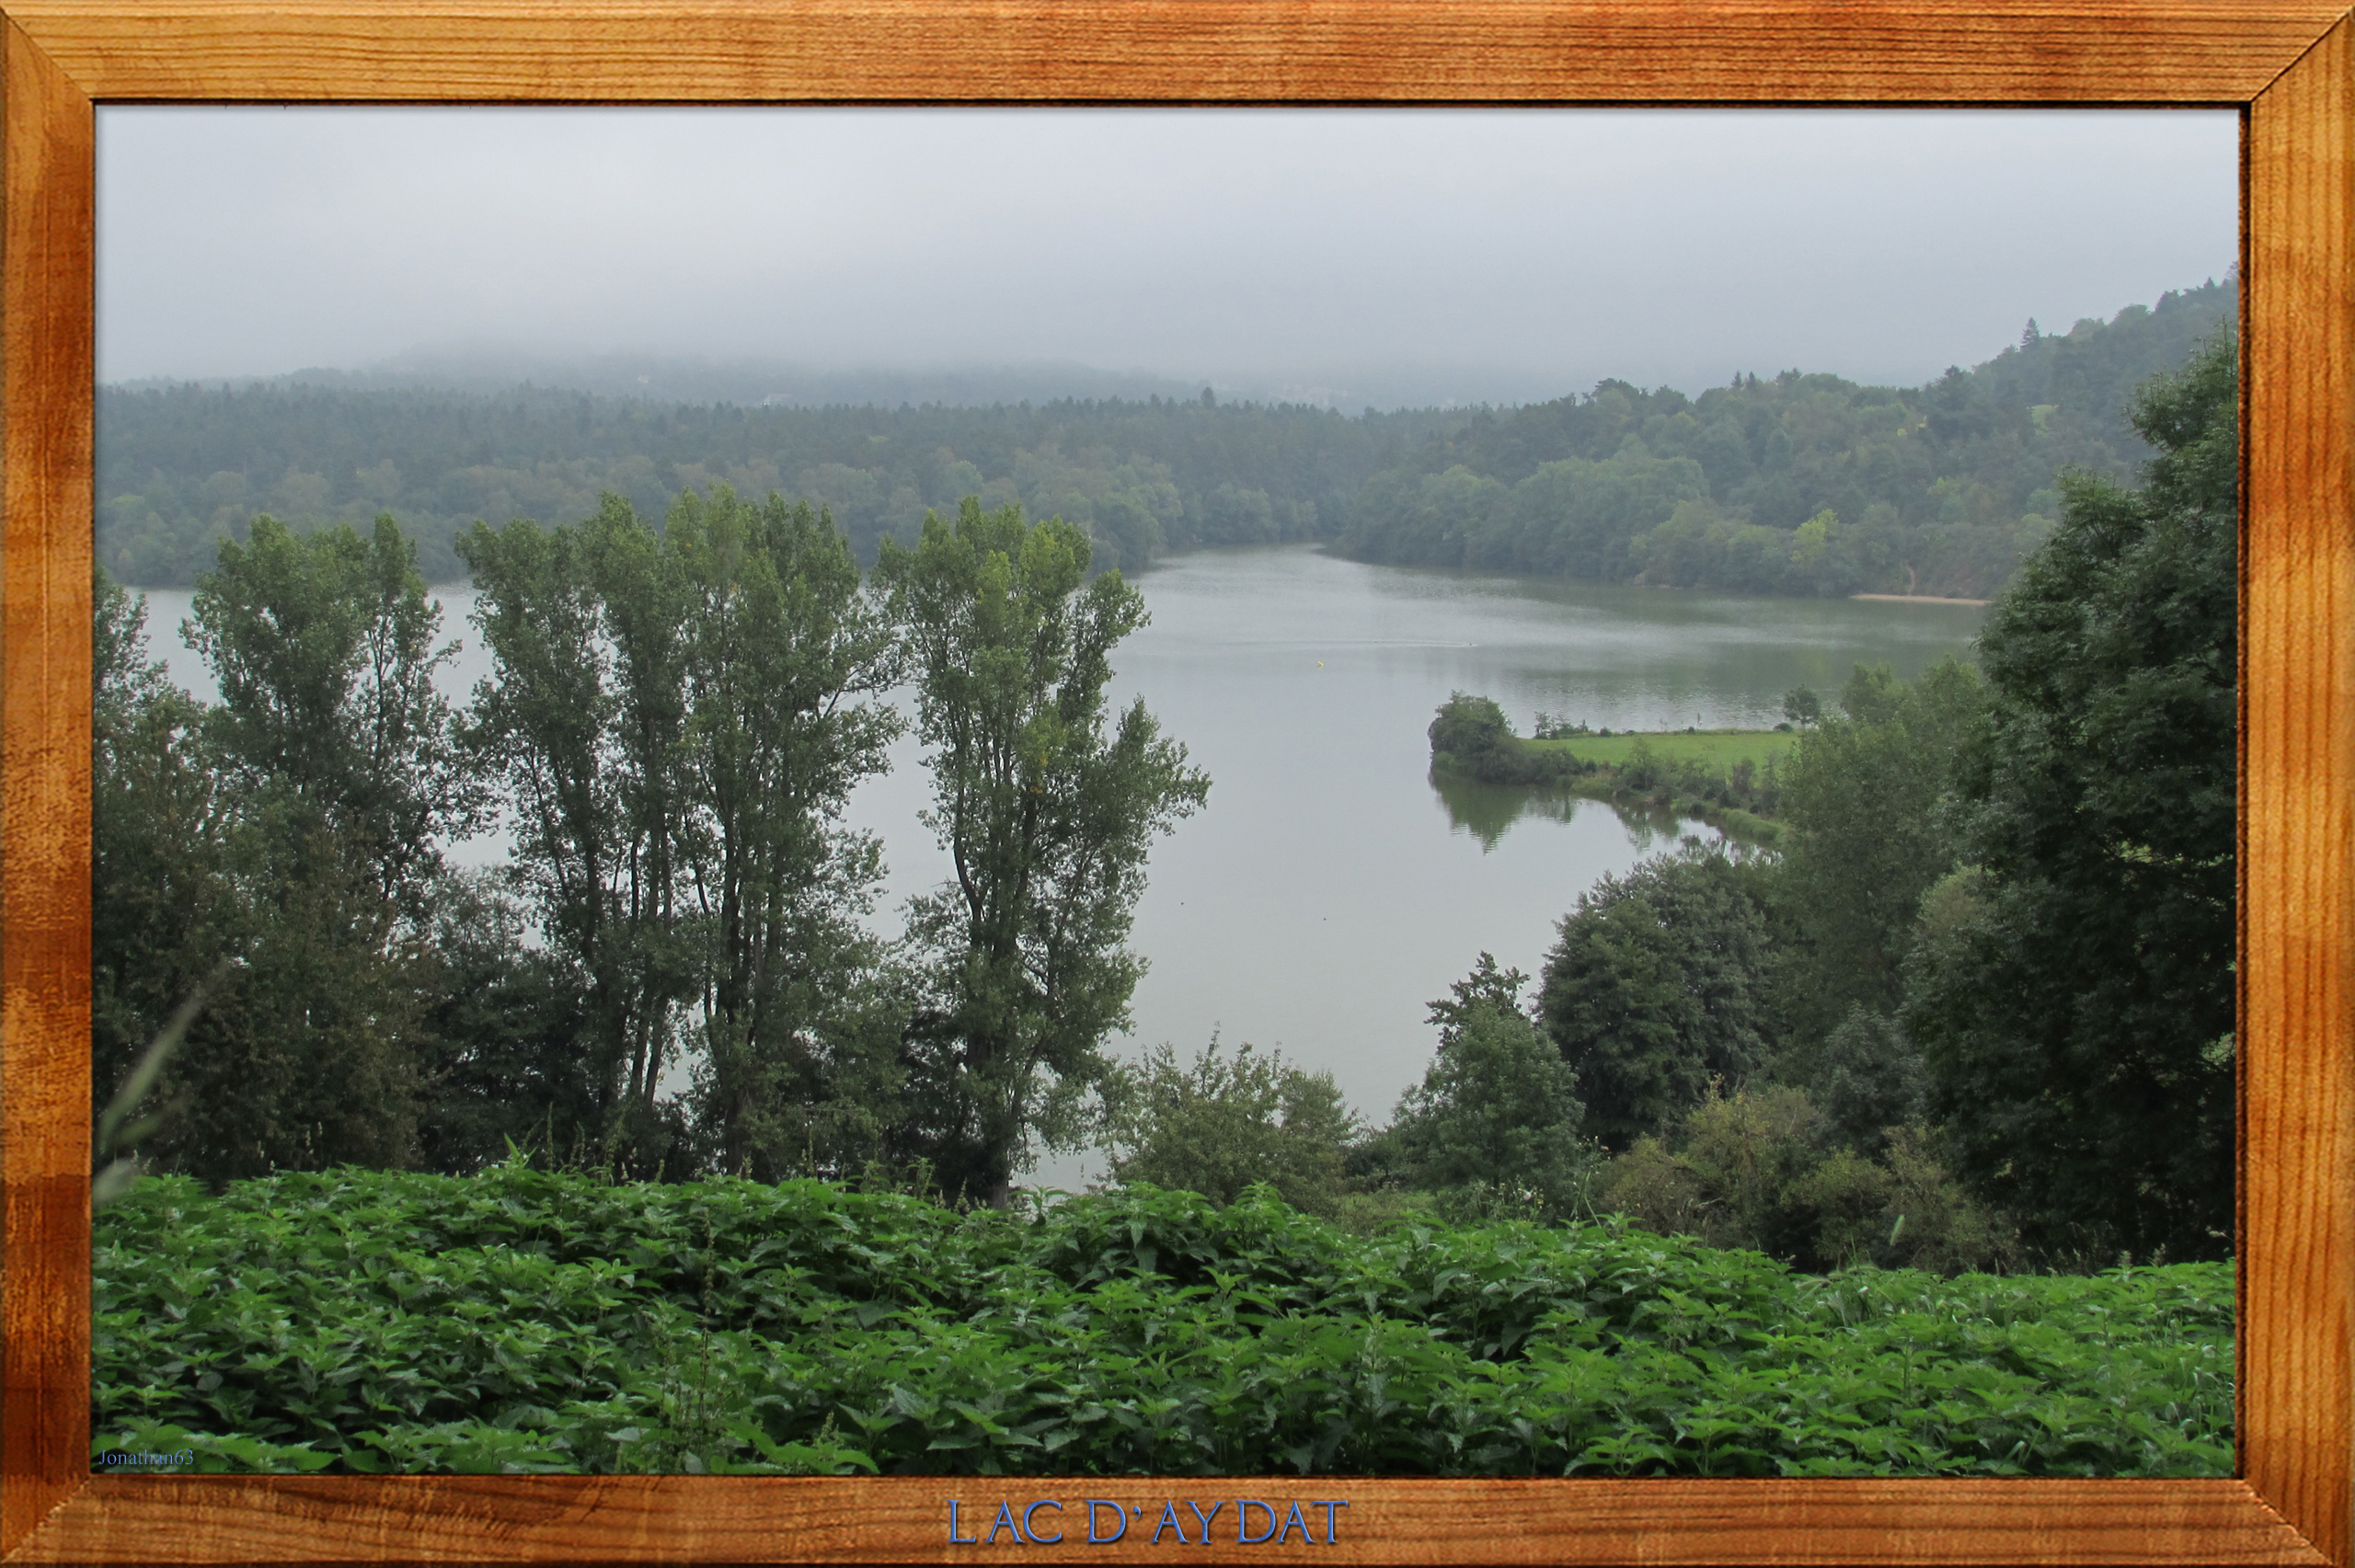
[97,276,2231,598]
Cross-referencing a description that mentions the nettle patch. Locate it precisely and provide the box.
[93,1167,2232,1478]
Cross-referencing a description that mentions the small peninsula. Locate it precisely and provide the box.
[1428,692,1795,842]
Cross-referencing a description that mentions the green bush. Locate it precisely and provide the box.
[94,1164,2223,1479]
[1600,1085,2017,1276]
[1426,692,1515,772]
[1097,1037,1357,1217]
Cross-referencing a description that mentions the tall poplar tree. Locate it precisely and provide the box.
[669,487,903,1179]
[121,515,477,1178]
[877,498,1209,1207]
[462,498,679,1167]
[459,487,901,1175]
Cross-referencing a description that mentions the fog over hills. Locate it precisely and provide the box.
[100,108,2234,407]
[98,273,2232,596]
[115,347,1579,415]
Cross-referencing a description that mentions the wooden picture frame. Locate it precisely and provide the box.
[2,2,2348,1562]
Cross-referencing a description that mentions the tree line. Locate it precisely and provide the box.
[98,280,2228,602]
[95,494,1205,1209]
[1104,332,2236,1271]
[97,387,1441,587]
[1338,278,2231,598]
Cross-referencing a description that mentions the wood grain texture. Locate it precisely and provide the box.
[2245,17,2355,1568]
[2,1,2351,1565]
[2,1476,2334,1564]
[0,0,2344,106]
[0,9,89,1558]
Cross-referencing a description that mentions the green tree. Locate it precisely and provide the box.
[108,516,476,1181]
[667,486,904,1180]
[1380,956,1594,1218]
[411,872,599,1173]
[461,497,690,1172]
[1809,1004,1925,1156]
[1427,692,1514,772]
[1905,332,2237,1262]
[1537,847,1775,1150]
[188,513,481,916]
[459,488,902,1177]
[92,569,227,1165]
[1099,1037,1358,1216]
[1773,658,1986,1048]
[176,837,431,1178]
[876,498,1209,1207]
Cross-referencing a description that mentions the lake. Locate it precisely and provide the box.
[132,543,1985,1186]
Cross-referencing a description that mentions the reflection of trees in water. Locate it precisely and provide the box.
[1428,768,1709,853]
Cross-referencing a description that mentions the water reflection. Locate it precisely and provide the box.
[1428,768,1717,856]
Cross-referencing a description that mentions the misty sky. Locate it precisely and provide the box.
[99,107,2235,406]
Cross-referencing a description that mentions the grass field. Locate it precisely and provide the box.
[1524,727,1800,770]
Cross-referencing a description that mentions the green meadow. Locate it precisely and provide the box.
[1526,728,1801,772]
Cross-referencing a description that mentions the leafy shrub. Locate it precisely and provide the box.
[1427,692,1514,772]
[1599,1085,2017,1275]
[1097,1038,1357,1217]
[94,1164,2222,1479]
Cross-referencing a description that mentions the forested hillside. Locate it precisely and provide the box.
[97,277,2229,593]
[97,388,1443,585]
[1338,278,2232,597]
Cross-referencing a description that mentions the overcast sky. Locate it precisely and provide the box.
[98,107,2235,406]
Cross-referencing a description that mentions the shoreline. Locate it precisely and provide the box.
[1850,592,1991,606]
[1436,727,1791,846]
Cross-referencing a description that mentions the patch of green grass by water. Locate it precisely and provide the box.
[1526,727,1800,771]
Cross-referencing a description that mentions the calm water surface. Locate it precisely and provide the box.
[136,544,1984,1185]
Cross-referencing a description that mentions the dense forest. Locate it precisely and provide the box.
[96,386,1438,586]
[97,277,2230,597]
